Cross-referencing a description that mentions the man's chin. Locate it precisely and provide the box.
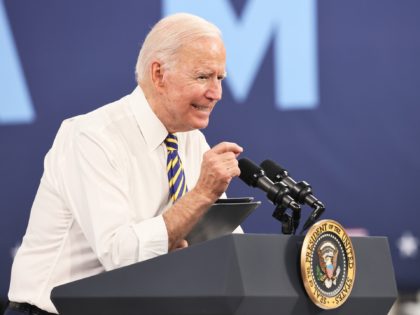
[191,118,210,130]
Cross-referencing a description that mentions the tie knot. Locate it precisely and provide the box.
[164,133,178,152]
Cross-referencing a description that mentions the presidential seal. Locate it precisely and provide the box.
[300,220,356,309]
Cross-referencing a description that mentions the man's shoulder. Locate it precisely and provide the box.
[64,93,133,135]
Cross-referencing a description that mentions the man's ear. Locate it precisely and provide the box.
[150,61,165,89]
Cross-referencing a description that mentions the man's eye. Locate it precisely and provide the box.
[197,75,208,80]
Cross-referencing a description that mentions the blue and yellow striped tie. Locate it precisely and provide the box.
[164,134,188,202]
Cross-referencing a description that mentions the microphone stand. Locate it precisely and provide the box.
[272,204,301,235]
[269,181,302,235]
[274,178,325,235]
[300,202,325,234]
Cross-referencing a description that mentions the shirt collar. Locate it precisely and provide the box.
[128,86,168,152]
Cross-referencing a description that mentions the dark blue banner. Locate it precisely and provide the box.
[1,0,419,296]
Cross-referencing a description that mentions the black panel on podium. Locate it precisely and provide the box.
[51,234,397,315]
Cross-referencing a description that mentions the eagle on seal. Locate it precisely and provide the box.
[317,241,341,288]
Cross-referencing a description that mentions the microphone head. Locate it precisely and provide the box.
[260,159,288,182]
[238,158,264,187]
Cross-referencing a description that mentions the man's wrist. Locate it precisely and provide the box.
[188,186,219,207]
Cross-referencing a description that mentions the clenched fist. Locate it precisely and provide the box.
[193,142,243,202]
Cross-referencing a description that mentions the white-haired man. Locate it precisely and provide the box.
[5,13,242,315]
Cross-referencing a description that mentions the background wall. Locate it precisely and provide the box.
[1,0,419,308]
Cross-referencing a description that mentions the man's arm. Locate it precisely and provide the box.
[59,121,242,266]
[163,142,243,250]
[58,123,170,269]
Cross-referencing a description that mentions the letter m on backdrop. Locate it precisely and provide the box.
[163,0,319,110]
[0,0,35,124]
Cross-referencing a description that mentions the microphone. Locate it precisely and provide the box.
[238,158,300,213]
[260,160,325,231]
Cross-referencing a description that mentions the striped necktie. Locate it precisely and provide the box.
[164,133,188,202]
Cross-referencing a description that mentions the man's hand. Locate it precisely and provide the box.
[171,239,188,251]
[193,142,243,203]
[163,142,243,251]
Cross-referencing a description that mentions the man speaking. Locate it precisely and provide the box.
[5,13,243,315]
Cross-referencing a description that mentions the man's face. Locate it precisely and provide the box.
[158,36,226,133]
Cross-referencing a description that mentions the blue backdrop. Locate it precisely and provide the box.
[1,0,419,298]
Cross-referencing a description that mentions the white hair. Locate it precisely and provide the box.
[135,13,222,84]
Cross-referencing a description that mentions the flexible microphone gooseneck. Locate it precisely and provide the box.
[260,159,325,232]
[238,158,300,211]
[238,158,301,233]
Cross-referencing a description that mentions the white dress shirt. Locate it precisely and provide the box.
[8,86,215,313]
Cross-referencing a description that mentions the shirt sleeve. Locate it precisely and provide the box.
[58,120,168,270]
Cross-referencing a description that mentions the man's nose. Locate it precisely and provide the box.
[205,80,222,101]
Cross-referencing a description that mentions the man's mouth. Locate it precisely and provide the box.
[191,104,211,112]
